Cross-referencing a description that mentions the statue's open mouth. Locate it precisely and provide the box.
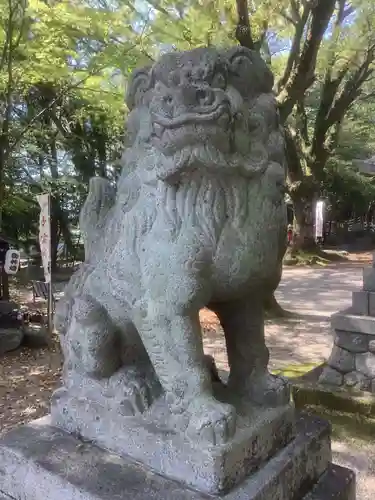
[152,104,230,129]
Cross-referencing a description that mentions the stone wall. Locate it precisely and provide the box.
[323,331,375,391]
[320,259,375,393]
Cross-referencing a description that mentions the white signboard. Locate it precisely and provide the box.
[4,249,20,274]
[36,193,51,283]
[315,200,324,240]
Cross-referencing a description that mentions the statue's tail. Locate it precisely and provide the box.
[79,176,116,241]
[55,177,116,336]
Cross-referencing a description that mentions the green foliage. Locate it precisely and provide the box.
[1,0,375,254]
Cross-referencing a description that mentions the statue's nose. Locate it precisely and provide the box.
[178,85,215,108]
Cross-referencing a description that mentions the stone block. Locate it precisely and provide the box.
[356,352,375,378]
[0,414,335,500]
[331,312,375,335]
[303,464,355,500]
[0,328,24,355]
[334,331,368,353]
[22,324,49,348]
[343,371,371,391]
[318,366,343,386]
[369,339,375,353]
[327,346,355,374]
[368,292,375,316]
[51,387,295,495]
[363,267,375,291]
[351,290,369,316]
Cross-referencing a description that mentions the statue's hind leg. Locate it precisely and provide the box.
[68,294,121,379]
[211,295,290,406]
[64,294,158,415]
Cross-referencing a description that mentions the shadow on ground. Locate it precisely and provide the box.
[203,262,364,372]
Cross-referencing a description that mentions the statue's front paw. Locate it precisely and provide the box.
[186,395,236,445]
[247,373,290,407]
[103,367,161,416]
[119,378,153,415]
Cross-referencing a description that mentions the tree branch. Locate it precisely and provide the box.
[325,45,374,130]
[276,3,311,93]
[290,0,302,23]
[310,34,375,177]
[296,99,310,146]
[277,0,336,123]
[310,0,359,164]
[235,0,255,50]
[145,0,170,17]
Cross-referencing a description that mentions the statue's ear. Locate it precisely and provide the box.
[126,66,151,111]
[225,47,273,97]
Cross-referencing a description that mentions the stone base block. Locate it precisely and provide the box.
[331,312,375,335]
[51,388,295,494]
[304,464,355,500]
[363,267,375,292]
[368,292,375,316]
[351,290,369,316]
[322,322,375,392]
[0,414,353,500]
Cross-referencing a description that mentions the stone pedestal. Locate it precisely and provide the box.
[51,382,296,495]
[0,414,355,500]
[320,260,375,392]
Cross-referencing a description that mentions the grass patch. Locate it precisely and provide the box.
[283,248,349,267]
[272,363,375,440]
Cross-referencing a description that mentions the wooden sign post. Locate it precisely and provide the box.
[36,193,53,334]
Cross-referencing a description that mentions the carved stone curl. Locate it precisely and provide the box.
[53,46,289,447]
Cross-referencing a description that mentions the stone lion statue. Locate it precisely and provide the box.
[54,46,288,446]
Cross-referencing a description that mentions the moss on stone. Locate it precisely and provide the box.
[292,381,375,417]
[272,362,322,380]
[302,405,375,442]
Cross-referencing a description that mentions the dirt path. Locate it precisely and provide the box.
[202,260,365,371]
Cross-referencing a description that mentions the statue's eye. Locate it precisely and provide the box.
[211,72,226,89]
[163,95,173,106]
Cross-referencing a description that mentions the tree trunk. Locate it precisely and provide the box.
[292,196,317,251]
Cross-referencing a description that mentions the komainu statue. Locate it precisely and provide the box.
[53,46,288,449]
